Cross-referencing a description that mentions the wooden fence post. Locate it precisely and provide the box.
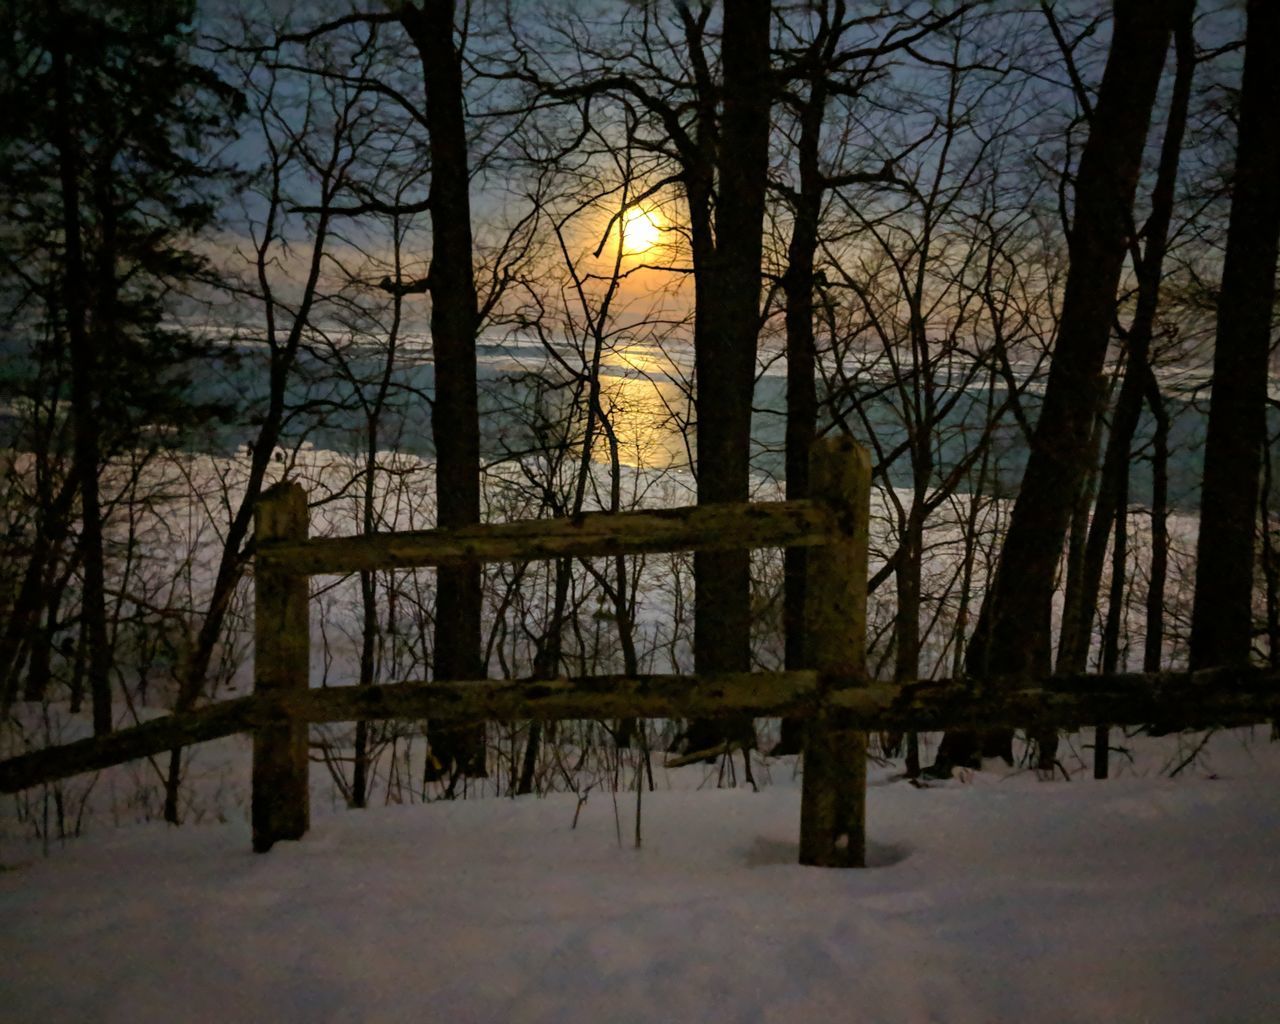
[252,481,310,852]
[799,436,870,867]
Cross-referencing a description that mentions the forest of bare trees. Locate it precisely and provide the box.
[2,0,1278,838]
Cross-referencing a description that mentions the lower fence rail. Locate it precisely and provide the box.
[3,666,1276,795]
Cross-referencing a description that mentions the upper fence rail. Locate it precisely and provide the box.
[253,498,842,576]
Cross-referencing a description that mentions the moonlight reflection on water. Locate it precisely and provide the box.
[594,345,690,471]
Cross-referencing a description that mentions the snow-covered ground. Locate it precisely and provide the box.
[3,729,1277,1024]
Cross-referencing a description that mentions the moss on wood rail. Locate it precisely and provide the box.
[3,667,1277,796]
[254,499,840,575]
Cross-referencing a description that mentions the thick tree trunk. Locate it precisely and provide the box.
[935,1,1171,773]
[1058,4,1194,675]
[401,0,486,778]
[1189,0,1280,668]
[687,0,772,758]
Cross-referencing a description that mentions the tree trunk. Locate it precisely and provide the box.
[894,506,925,686]
[1057,407,1105,674]
[778,62,826,757]
[1262,431,1280,669]
[1189,0,1280,668]
[687,0,772,758]
[352,578,376,807]
[49,19,111,736]
[938,0,1172,773]
[401,0,486,778]
[21,578,63,703]
[1059,2,1194,674]
[1095,468,1128,779]
[1143,370,1169,673]
[517,556,572,796]
[352,263,404,808]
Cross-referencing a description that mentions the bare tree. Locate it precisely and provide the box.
[1189,0,1280,668]
[936,0,1174,773]
[1057,0,1195,677]
[1,0,242,738]
[162,24,370,820]
[393,0,488,778]
[767,0,966,754]
[684,0,773,762]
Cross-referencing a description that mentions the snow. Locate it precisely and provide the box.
[3,731,1278,1023]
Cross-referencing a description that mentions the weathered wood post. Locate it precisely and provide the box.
[799,436,870,867]
[252,481,310,852]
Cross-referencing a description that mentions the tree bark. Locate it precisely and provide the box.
[1058,2,1194,674]
[1143,369,1169,673]
[938,0,1172,772]
[688,0,772,757]
[49,15,111,736]
[1057,408,1105,673]
[778,34,828,757]
[1189,0,1280,668]
[400,0,486,778]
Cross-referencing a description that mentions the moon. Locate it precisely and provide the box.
[622,206,663,255]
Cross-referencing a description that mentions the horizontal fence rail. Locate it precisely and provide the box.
[255,499,841,575]
[4,667,1278,797]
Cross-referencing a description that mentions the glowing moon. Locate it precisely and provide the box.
[621,206,662,254]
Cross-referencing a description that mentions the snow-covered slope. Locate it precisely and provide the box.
[3,731,1278,1024]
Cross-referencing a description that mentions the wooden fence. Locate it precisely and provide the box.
[3,435,1279,868]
